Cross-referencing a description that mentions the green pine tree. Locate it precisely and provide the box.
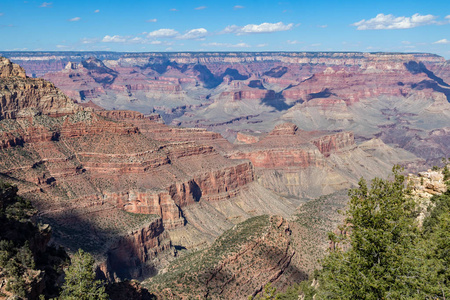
[316,166,425,299]
[418,189,450,298]
[59,249,108,300]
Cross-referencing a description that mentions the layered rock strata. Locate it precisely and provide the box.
[0,57,81,119]
[229,123,417,198]
[0,57,271,281]
[5,51,446,167]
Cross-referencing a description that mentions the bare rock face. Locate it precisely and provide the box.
[230,123,355,169]
[0,56,27,78]
[408,165,449,226]
[409,167,448,198]
[0,56,82,119]
[0,59,293,282]
[98,217,173,281]
[269,123,298,136]
[0,105,264,281]
[235,131,262,144]
[14,51,446,167]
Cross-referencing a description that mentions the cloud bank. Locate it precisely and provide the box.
[353,13,437,30]
[223,22,293,35]
[433,39,450,44]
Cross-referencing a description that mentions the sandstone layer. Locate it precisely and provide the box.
[0,57,81,119]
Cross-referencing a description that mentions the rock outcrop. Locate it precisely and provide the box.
[98,217,173,281]
[0,56,27,78]
[408,166,449,225]
[0,56,81,119]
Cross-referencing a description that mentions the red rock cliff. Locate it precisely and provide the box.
[98,217,173,281]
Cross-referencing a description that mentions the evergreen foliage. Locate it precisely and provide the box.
[0,181,37,298]
[59,249,108,300]
[312,166,450,299]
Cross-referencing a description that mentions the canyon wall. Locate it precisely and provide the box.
[98,217,173,281]
[0,57,81,119]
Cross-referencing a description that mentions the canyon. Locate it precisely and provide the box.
[0,51,449,298]
[2,51,449,167]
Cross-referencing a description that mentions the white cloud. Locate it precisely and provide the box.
[147,28,179,38]
[178,28,208,40]
[130,37,143,43]
[40,2,52,7]
[170,8,178,11]
[233,42,250,47]
[287,40,301,44]
[353,13,438,30]
[433,39,450,44]
[94,9,100,13]
[223,22,294,35]
[146,28,207,40]
[202,42,250,48]
[102,35,128,43]
[318,24,327,28]
[446,15,450,19]
[146,18,157,23]
[81,38,100,44]
[311,43,321,47]
[233,5,244,10]
[0,13,4,16]
[256,43,268,47]
[195,6,206,10]
[56,45,69,49]
[68,17,81,22]
[401,41,411,45]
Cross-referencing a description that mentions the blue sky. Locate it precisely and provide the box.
[0,0,449,58]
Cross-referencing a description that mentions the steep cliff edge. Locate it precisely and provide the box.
[0,57,81,119]
[98,217,173,281]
